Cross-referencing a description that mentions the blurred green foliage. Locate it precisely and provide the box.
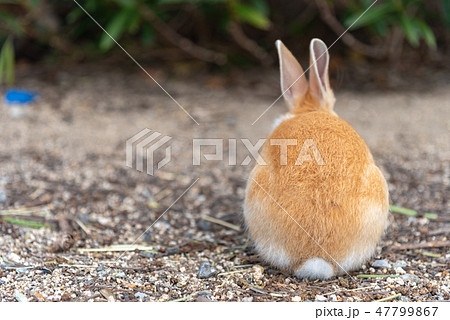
[344,0,438,49]
[0,37,15,85]
[0,0,447,71]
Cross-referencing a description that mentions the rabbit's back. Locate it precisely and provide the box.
[244,39,389,279]
[245,111,389,278]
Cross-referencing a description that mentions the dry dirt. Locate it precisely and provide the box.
[0,65,448,302]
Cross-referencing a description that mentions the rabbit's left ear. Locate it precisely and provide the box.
[276,40,308,111]
[309,39,335,111]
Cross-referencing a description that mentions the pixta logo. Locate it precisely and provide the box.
[126,129,325,175]
[126,129,172,175]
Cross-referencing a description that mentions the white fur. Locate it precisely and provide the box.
[255,242,290,269]
[295,258,334,279]
[339,203,381,272]
[340,166,389,272]
[244,194,290,269]
[340,246,376,272]
[272,113,294,132]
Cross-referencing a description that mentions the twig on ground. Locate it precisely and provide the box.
[74,218,91,236]
[49,216,76,253]
[375,293,401,302]
[0,207,52,217]
[217,269,248,276]
[170,294,193,302]
[201,215,242,232]
[248,286,267,295]
[392,241,450,250]
[324,284,377,296]
[414,250,442,258]
[78,244,157,253]
[58,264,95,268]
[356,275,399,279]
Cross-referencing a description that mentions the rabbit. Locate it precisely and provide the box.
[243,39,389,279]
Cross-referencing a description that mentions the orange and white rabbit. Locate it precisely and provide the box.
[243,39,389,279]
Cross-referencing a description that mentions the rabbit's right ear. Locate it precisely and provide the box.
[309,39,335,111]
[276,40,308,111]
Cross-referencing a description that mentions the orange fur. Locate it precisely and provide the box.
[243,39,389,278]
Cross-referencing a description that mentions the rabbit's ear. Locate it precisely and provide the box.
[309,39,334,110]
[276,40,308,111]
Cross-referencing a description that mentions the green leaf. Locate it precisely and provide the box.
[66,8,84,24]
[0,38,15,86]
[113,0,136,8]
[127,10,141,34]
[3,216,48,229]
[424,212,438,220]
[389,205,417,216]
[235,3,271,30]
[141,23,155,45]
[0,46,5,85]
[400,14,420,47]
[99,10,132,51]
[0,11,25,36]
[249,0,269,17]
[416,19,437,49]
[443,0,450,27]
[389,205,438,220]
[4,38,14,86]
[156,0,225,3]
[344,3,396,30]
[30,0,42,8]
[371,20,389,37]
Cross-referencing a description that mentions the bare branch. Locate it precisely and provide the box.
[228,21,273,66]
[314,0,386,58]
[139,5,227,65]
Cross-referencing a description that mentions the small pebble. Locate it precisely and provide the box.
[400,274,420,283]
[115,271,126,278]
[197,291,212,297]
[14,290,28,302]
[166,247,180,255]
[139,251,155,259]
[371,260,391,269]
[134,292,147,300]
[292,296,301,302]
[196,296,212,302]
[252,265,264,280]
[198,220,211,231]
[198,262,218,279]
[394,267,406,275]
[315,295,327,302]
[0,189,6,203]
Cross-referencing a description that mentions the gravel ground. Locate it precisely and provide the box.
[0,65,448,302]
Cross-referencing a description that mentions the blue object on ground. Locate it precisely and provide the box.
[4,89,37,105]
